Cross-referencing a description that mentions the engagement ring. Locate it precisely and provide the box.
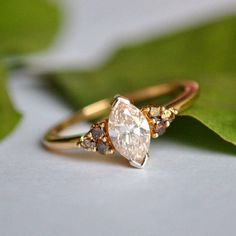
[43,81,199,168]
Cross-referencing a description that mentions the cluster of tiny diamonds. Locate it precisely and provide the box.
[79,121,114,155]
[141,106,178,138]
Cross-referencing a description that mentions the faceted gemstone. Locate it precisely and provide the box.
[91,127,104,140]
[97,141,110,154]
[154,121,166,136]
[161,109,173,121]
[149,106,161,117]
[108,97,150,164]
[82,139,96,149]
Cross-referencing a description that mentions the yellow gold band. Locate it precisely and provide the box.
[43,80,199,168]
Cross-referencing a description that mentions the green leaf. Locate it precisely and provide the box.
[0,0,60,140]
[49,14,236,147]
[0,62,21,140]
[0,0,60,56]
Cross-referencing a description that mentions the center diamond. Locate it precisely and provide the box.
[108,96,151,167]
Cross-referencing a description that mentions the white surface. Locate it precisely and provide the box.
[1,1,236,235]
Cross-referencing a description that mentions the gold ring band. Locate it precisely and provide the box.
[43,80,199,168]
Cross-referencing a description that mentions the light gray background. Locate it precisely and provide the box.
[1,1,236,235]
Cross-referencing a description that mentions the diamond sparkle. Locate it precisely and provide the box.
[108,97,151,166]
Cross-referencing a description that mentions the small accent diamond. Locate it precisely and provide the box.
[80,121,114,154]
[142,105,177,138]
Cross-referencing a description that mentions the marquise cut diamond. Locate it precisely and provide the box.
[108,97,151,166]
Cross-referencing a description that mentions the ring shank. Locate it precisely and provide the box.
[43,80,199,150]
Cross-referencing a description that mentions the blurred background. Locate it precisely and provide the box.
[1,1,236,236]
[30,0,236,69]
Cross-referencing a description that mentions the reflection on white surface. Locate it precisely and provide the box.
[1,1,236,236]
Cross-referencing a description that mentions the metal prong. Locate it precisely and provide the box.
[152,133,159,138]
[111,95,131,108]
[129,153,149,169]
[165,121,170,127]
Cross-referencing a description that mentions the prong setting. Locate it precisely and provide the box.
[80,120,115,155]
[108,96,151,167]
[111,95,131,108]
[79,98,178,168]
[141,106,178,138]
[129,153,149,169]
